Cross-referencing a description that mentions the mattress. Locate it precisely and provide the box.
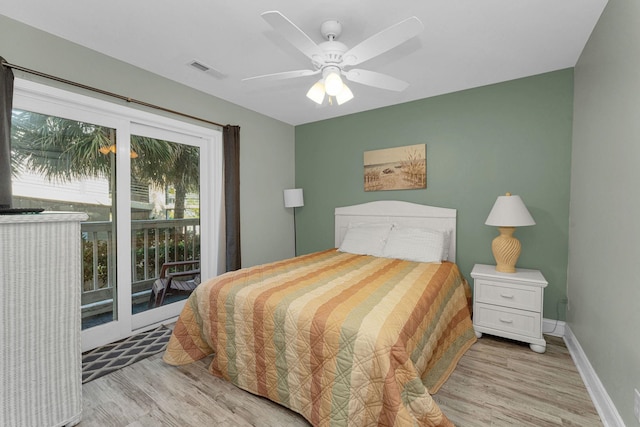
[164,249,476,426]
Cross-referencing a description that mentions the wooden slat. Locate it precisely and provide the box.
[79,335,602,426]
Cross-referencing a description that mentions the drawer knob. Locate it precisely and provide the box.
[500,293,515,299]
[499,317,514,324]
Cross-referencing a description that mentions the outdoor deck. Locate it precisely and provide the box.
[81,218,200,328]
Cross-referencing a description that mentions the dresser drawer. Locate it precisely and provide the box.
[474,303,542,338]
[474,279,541,312]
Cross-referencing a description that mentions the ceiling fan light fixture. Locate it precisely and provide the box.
[336,84,354,105]
[306,80,325,104]
[324,71,344,96]
[249,12,424,112]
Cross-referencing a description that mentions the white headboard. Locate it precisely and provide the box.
[335,201,457,262]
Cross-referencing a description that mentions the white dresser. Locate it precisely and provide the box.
[0,212,88,427]
[471,263,548,353]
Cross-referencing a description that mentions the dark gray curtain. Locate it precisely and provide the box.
[0,58,14,208]
[223,125,241,271]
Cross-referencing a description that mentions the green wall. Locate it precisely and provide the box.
[295,69,574,320]
[570,0,640,424]
[0,14,296,268]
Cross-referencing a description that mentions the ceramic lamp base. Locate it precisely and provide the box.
[491,226,521,273]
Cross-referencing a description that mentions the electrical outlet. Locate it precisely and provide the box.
[634,388,640,423]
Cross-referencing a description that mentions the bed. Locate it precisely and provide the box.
[163,201,476,426]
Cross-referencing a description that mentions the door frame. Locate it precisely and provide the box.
[13,79,223,351]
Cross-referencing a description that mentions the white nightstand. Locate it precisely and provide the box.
[471,264,548,353]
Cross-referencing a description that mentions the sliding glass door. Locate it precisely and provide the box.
[11,109,120,330]
[11,79,222,351]
[128,125,203,330]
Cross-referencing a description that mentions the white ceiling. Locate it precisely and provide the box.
[1,0,607,126]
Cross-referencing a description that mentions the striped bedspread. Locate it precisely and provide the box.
[164,249,476,426]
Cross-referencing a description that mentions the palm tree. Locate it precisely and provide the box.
[11,109,199,218]
[11,109,113,181]
[130,136,199,219]
[162,144,199,219]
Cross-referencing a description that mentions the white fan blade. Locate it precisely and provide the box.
[344,69,409,91]
[261,11,323,60]
[342,16,424,66]
[243,69,319,82]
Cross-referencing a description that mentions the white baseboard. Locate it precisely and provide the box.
[542,317,566,337]
[563,325,625,427]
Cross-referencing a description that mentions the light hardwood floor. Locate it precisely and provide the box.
[79,334,602,426]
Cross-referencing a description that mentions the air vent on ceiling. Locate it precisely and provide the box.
[188,60,227,79]
[190,60,210,72]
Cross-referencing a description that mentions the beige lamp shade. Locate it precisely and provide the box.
[485,194,535,227]
[485,193,535,273]
[284,188,304,208]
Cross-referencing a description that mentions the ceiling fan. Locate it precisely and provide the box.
[243,11,424,105]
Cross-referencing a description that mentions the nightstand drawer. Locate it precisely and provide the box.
[474,303,542,338]
[474,279,541,312]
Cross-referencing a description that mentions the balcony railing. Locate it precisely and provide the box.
[81,218,200,317]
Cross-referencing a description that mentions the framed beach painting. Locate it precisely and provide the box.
[364,144,426,191]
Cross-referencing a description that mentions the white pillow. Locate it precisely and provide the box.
[382,226,445,263]
[338,223,393,257]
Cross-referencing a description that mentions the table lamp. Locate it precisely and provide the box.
[485,192,535,273]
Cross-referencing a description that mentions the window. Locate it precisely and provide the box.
[11,79,222,350]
